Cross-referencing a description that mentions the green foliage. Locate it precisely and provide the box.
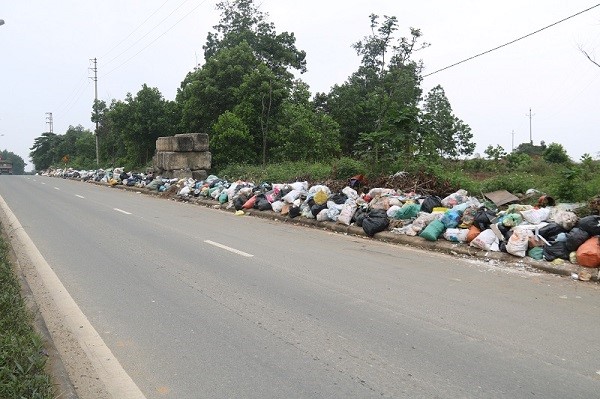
[542,142,570,164]
[332,157,367,179]
[0,239,54,398]
[0,150,26,174]
[505,152,532,171]
[483,144,506,160]
[480,172,541,195]
[211,111,256,169]
[217,161,331,183]
[514,141,546,156]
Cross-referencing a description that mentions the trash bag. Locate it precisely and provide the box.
[218,191,228,204]
[506,227,531,258]
[353,207,368,227]
[441,189,469,208]
[538,223,567,241]
[313,190,329,206]
[474,207,496,231]
[330,193,348,205]
[467,225,481,243]
[576,237,600,267]
[316,208,330,222]
[443,228,469,243]
[271,200,284,213]
[460,206,478,227]
[420,196,443,213]
[542,241,569,261]
[255,195,272,211]
[311,203,327,217]
[502,213,523,228]
[528,247,544,260]
[395,203,421,220]
[577,215,600,236]
[470,229,500,251]
[387,205,402,218]
[565,228,590,252]
[521,207,551,224]
[288,206,301,219]
[552,210,578,230]
[440,210,462,229]
[362,209,390,237]
[234,195,248,211]
[420,219,446,242]
[338,201,358,225]
[243,195,257,209]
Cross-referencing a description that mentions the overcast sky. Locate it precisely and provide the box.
[1,1,599,171]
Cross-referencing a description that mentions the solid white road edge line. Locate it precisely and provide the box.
[204,240,254,258]
[76,195,85,199]
[0,195,147,399]
[114,208,132,215]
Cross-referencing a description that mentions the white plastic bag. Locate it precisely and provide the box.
[521,207,551,224]
[470,229,500,251]
[443,228,469,243]
[337,201,357,225]
[506,227,531,257]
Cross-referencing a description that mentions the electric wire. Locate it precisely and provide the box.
[103,0,193,68]
[100,0,171,59]
[103,0,210,78]
[423,3,600,78]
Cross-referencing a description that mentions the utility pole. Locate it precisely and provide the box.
[526,108,535,145]
[511,129,515,151]
[45,112,53,134]
[89,57,99,167]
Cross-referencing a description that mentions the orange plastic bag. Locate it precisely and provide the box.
[576,237,600,268]
[466,225,481,243]
[242,195,257,209]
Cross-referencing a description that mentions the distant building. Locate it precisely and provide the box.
[0,158,13,174]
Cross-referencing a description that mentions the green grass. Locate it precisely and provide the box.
[0,237,54,399]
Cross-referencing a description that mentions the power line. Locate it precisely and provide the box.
[103,0,210,78]
[423,3,600,78]
[104,0,193,68]
[100,0,172,59]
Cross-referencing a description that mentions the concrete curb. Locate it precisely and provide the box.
[92,180,600,282]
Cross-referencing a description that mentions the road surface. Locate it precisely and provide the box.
[0,175,599,398]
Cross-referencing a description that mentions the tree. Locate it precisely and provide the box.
[324,15,427,162]
[484,144,507,161]
[210,111,255,169]
[29,133,59,170]
[421,85,475,159]
[542,142,570,164]
[0,150,26,174]
[204,0,306,79]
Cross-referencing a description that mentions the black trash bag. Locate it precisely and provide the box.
[330,193,348,205]
[233,195,248,211]
[499,241,508,253]
[474,207,496,231]
[497,224,512,241]
[258,182,272,192]
[352,207,368,227]
[209,178,223,188]
[362,209,390,237]
[119,172,129,181]
[288,206,301,219]
[577,215,600,236]
[420,196,443,213]
[255,195,272,211]
[311,204,327,217]
[538,223,567,241]
[565,227,590,252]
[543,241,569,261]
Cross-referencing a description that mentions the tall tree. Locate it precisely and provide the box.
[421,85,474,159]
[29,133,59,170]
[0,150,26,174]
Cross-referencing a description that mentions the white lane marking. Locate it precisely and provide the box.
[54,187,60,190]
[204,240,254,258]
[0,195,146,398]
[114,208,132,215]
[41,182,46,185]
[76,195,85,199]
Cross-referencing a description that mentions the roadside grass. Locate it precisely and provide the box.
[0,236,54,399]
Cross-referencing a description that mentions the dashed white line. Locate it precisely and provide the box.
[75,195,85,199]
[114,208,132,215]
[41,182,46,185]
[54,187,60,190]
[204,240,254,258]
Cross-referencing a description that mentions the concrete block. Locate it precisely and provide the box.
[155,133,209,152]
[153,151,211,171]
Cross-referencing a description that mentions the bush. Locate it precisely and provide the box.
[332,157,367,179]
[218,161,332,183]
[480,173,541,195]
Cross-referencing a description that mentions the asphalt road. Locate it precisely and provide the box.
[1,175,599,398]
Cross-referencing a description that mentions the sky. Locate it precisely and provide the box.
[1,1,599,171]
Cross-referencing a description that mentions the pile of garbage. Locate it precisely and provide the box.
[152,174,598,269]
[44,168,600,270]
